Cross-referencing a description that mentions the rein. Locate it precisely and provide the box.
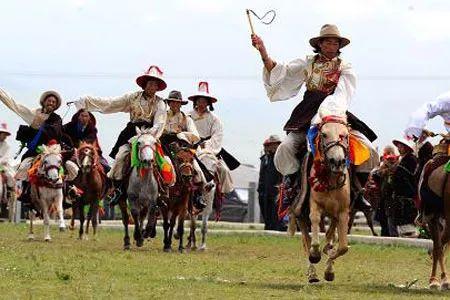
[310,116,349,192]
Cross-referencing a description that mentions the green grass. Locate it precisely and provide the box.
[0,223,447,299]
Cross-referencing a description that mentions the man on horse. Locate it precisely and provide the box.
[404,91,450,226]
[160,90,211,209]
[72,65,170,205]
[0,122,16,219]
[251,24,379,207]
[0,88,79,206]
[188,81,237,196]
[63,109,110,174]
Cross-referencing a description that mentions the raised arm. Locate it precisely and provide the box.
[317,62,357,119]
[0,88,35,125]
[75,92,134,114]
[405,91,450,139]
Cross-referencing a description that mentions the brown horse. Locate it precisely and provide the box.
[418,138,450,290]
[72,142,106,240]
[291,115,351,283]
[160,140,197,252]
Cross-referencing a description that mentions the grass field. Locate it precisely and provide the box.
[0,223,448,299]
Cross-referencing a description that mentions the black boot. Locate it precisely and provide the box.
[17,181,31,206]
[193,193,207,210]
[107,180,123,207]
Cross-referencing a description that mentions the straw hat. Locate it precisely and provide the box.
[136,65,167,91]
[0,122,11,136]
[39,90,62,110]
[188,81,217,103]
[263,135,282,145]
[309,24,350,49]
[165,90,188,105]
[392,138,414,153]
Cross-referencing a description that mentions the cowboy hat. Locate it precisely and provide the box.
[40,90,62,110]
[309,24,350,49]
[165,90,188,105]
[392,138,414,152]
[136,65,167,91]
[188,81,217,103]
[263,134,282,145]
[0,122,11,136]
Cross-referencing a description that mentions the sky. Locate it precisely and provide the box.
[0,0,450,166]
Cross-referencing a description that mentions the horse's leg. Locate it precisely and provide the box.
[309,198,322,263]
[199,188,214,251]
[329,211,350,260]
[162,209,171,252]
[186,214,196,250]
[42,201,51,242]
[69,203,76,231]
[130,199,143,247]
[177,212,185,253]
[57,190,66,232]
[363,208,378,236]
[28,210,35,240]
[347,207,356,234]
[118,197,130,250]
[78,200,86,240]
[299,218,318,283]
[323,219,337,255]
[439,211,450,290]
[91,200,99,240]
[167,214,177,252]
[428,218,441,289]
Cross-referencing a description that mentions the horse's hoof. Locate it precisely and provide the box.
[308,275,320,284]
[198,245,207,251]
[123,244,131,251]
[136,239,144,248]
[163,247,172,253]
[173,233,180,240]
[69,225,75,231]
[59,227,66,232]
[441,280,450,290]
[429,277,440,290]
[149,229,156,239]
[44,237,52,242]
[27,234,35,241]
[324,271,335,282]
[178,248,184,254]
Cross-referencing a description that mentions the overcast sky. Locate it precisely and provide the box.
[1,0,450,166]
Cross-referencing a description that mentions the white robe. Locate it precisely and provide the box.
[405,91,450,139]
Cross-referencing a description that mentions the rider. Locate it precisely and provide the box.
[0,122,16,216]
[160,90,211,209]
[251,24,379,204]
[63,109,110,174]
[404,90,450,226]
[188,81,237,196]
[72,65,170,205]
[0,89,79,205]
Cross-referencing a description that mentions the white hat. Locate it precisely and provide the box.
[188,81,217,103]
[136,65,167,91]
[0,122,11,136]
[392,138,414,152]
[40,90,62,110]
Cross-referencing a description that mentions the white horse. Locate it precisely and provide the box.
[187,151,219,251]
[28,144,66,241]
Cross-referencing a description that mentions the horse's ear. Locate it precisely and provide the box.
[135,126,141,136]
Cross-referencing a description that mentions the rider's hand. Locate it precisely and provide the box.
[251,34,266,54]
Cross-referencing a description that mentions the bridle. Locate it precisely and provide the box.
[316,116,349,190]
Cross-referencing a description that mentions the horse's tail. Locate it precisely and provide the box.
[287,212,297,237]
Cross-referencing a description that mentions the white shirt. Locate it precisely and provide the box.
[262,55,356,123]
[405,91,450,139]
[0,141,12,166]
[189,110,223,155]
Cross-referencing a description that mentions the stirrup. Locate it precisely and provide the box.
[107,188,122,207]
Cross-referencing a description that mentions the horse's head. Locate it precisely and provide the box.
[78,142,99,173]
[39,144,63,184]
[171,142,195,182]
[135,126,157,165]
[318,116,349,174]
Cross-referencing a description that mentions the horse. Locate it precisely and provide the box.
[72,142,106,240]
[291,115,351,283]
[116,127,159,250]
[28,144,66,241]
[418,137,450,290]
[186,151,221,251]
[160,138,197,252]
